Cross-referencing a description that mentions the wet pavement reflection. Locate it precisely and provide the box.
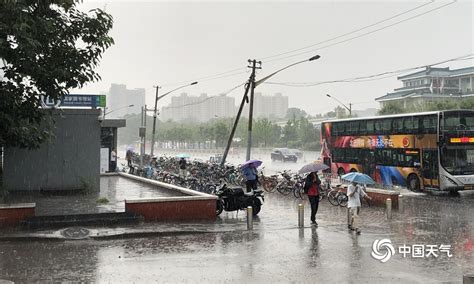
[1,179,473,282]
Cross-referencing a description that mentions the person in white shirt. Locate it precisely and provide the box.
[347,182,372,234]
[110,148,117,172]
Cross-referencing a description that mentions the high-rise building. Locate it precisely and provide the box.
[161,92,288,122]
[107,84,145,118]
[160,93,236,122]
[241,92,288,120]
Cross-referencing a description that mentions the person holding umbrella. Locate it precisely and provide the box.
[347,181,372,234]
[298,162,330,226]
[241,159,262,193]
[304,172,321,226]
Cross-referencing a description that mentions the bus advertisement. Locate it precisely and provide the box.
[320,110,474,192]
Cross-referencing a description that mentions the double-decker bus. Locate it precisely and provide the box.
[320,110,474,192]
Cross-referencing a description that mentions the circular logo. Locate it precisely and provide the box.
[371,239,395,263]
[402,137,410,148]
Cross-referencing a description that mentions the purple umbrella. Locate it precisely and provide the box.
[242,159,263,168]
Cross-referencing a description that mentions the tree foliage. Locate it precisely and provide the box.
[117,114,321,151]
[0,1,114,149]
[378,98,474,115]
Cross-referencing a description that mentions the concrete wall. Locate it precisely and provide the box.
[3,109,101,192]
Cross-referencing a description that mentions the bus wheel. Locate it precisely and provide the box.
[337,167,345,176]
[350,168,357,173]
[407,174,420,192]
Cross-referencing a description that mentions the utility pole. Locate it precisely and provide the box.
[140,106,144,167]
[221,59,261,165]
[221,82,251,166]
[246,59,261,161]
[151,86,161,156]
[221,55,320,165]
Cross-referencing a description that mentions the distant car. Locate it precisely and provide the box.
[209,154,223,164]
[271,148,298,162]
[288,148,303,159]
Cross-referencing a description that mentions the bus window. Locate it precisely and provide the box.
[413,117,419,132]
[359,120,367,135]
[392,118,403,134]
[335,122,345,136]
[349,121,359,135]
[367,120,374,133]
[382,119,391,134]
[404,117,414,133]
[375,120,383,134]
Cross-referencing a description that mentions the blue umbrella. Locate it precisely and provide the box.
[242,159,263,168]
[341,172,376,185]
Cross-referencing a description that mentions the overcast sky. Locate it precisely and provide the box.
[77,0,473,115]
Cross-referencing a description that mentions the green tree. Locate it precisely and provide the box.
[0,1,114,149]
[378,102,406,115]
[280,120,297,146]
[285,107,307,120]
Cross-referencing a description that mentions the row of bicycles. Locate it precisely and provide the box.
[120,154,350,207]
[258,170,349,207]
[121,156,247,194]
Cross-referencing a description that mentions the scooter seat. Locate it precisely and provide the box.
[230,187,244,196]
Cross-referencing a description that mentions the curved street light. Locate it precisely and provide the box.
[104,104,134,119]
[150,81,198,156]
[326,94,352,117]
[221,55,321,165]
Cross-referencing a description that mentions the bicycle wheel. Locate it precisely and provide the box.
[337,193,348,207]
[276,181,292,195]
[292,186,301,199]
[264,179,278,193]
[327,190,339,206]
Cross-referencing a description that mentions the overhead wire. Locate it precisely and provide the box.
[259,0,435,61]
[158,0,454,88]
[264,54,474,87]
[161,81,247,110]
[261,0,457,64]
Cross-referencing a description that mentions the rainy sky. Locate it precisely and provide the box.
[75,0,474,115]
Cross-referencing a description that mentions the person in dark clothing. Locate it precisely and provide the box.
[178,157,187,177]
[242,163,258,193]
[304,172,321,226]
[126,149,133,167]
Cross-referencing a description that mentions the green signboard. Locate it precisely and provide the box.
[99,95,106,107]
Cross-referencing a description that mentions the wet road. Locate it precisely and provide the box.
[1,188,473,282]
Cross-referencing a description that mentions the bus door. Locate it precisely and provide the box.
[422,149,439,188]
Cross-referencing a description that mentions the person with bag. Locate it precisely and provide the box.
[347,182,372,234]
[304,172,321,226]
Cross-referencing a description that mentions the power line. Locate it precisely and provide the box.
[259,1,435,61]
[161,67,248,87]
[159,1,454,88]
[262,0,457,64]
[264,54,473,87]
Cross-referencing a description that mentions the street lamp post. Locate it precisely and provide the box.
[221,55,321,165]
[103,104,134,119]
[150,81,198,156]
[326,94,352,117]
